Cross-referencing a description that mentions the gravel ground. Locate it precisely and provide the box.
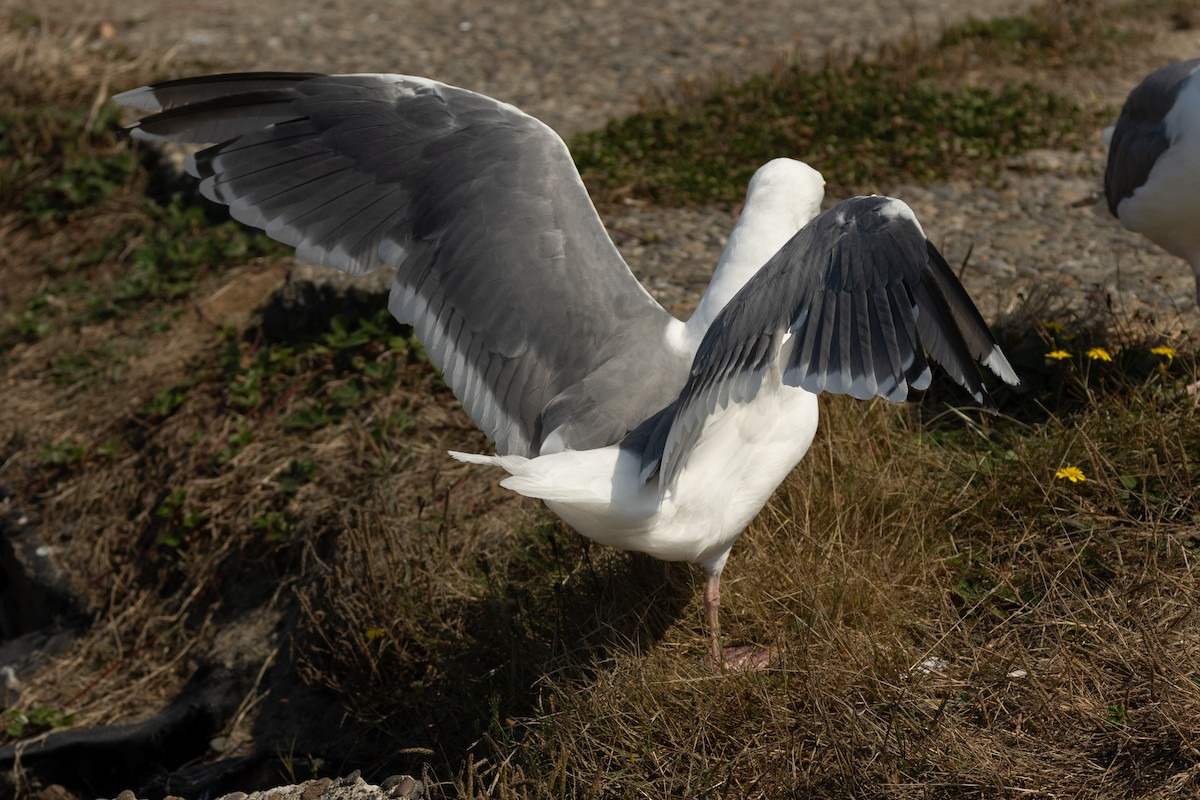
[31,0,1038,135]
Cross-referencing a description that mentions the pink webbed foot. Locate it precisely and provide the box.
[705,644,776,672]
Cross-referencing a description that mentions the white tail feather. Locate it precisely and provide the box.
[448,450,611,503]
[447,450,528,471]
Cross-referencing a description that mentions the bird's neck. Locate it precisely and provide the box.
[683,207,800,348]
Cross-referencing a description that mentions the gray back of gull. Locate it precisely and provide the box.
[1105,58,1200,216]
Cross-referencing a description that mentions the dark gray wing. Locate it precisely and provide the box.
[638,195,1019,487]
[1105,59,1200,216]
[114,72,686,457]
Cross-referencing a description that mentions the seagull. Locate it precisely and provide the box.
[1104,58,1200,307]
[114,72,1018,669]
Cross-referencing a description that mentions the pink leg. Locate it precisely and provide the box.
[702,572,773,671]
[1186,274,1200,396]
[703,573,724,666]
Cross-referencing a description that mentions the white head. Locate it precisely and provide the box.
[742,158,826,232]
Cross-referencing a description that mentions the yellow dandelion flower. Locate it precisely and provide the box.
[365,627,386,642]
[1045,349,1071,360]
[1086,347,1112,362]
[1151,346,1175,359]
[1055,466,1086,483]
[1043,321,1065,334]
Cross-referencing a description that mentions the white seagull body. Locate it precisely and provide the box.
[1105,58,1200,306]
[114,72,1018,668]
[453,355,819,574]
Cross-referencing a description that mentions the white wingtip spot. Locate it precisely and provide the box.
[112,86,159,110]
[879,197,926,237]
[985,346,1020,386]
[183,153,202,179]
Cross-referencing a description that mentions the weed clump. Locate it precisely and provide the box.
[572,63,1084,206]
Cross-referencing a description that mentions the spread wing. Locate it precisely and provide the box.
[115,72,687,456]
[639,195,1019,488]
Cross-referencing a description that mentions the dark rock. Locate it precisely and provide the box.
[300,778,331,800]
[0,487,85,640]
[380,775,424,799]
[35,786,77,800]
[157,754,269,798]
[0,666,244,798]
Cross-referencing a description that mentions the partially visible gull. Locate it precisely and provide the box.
[114,72,1018,670]
[1105,58,1200,307]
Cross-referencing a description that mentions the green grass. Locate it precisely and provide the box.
[213,308,413,426]
[3,705,74,739]
[0,96,135,222]
[79,198,284,321]
[572,62,1085,205]
[0,69,284,351]
[936,1,1167,68]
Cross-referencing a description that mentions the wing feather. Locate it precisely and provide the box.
[639,195,1017,488]
[116,72,689,455]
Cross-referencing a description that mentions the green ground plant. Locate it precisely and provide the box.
[573,67,1083,205]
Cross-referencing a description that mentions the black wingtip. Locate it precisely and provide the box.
[113,72,327,112]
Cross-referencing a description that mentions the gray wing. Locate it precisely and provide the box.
[114,72,685,457]
[1105,59,1200,216]
[638,195,1019,488]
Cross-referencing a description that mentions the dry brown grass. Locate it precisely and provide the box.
[387,371,1196,799]
[2,3,1200,799]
